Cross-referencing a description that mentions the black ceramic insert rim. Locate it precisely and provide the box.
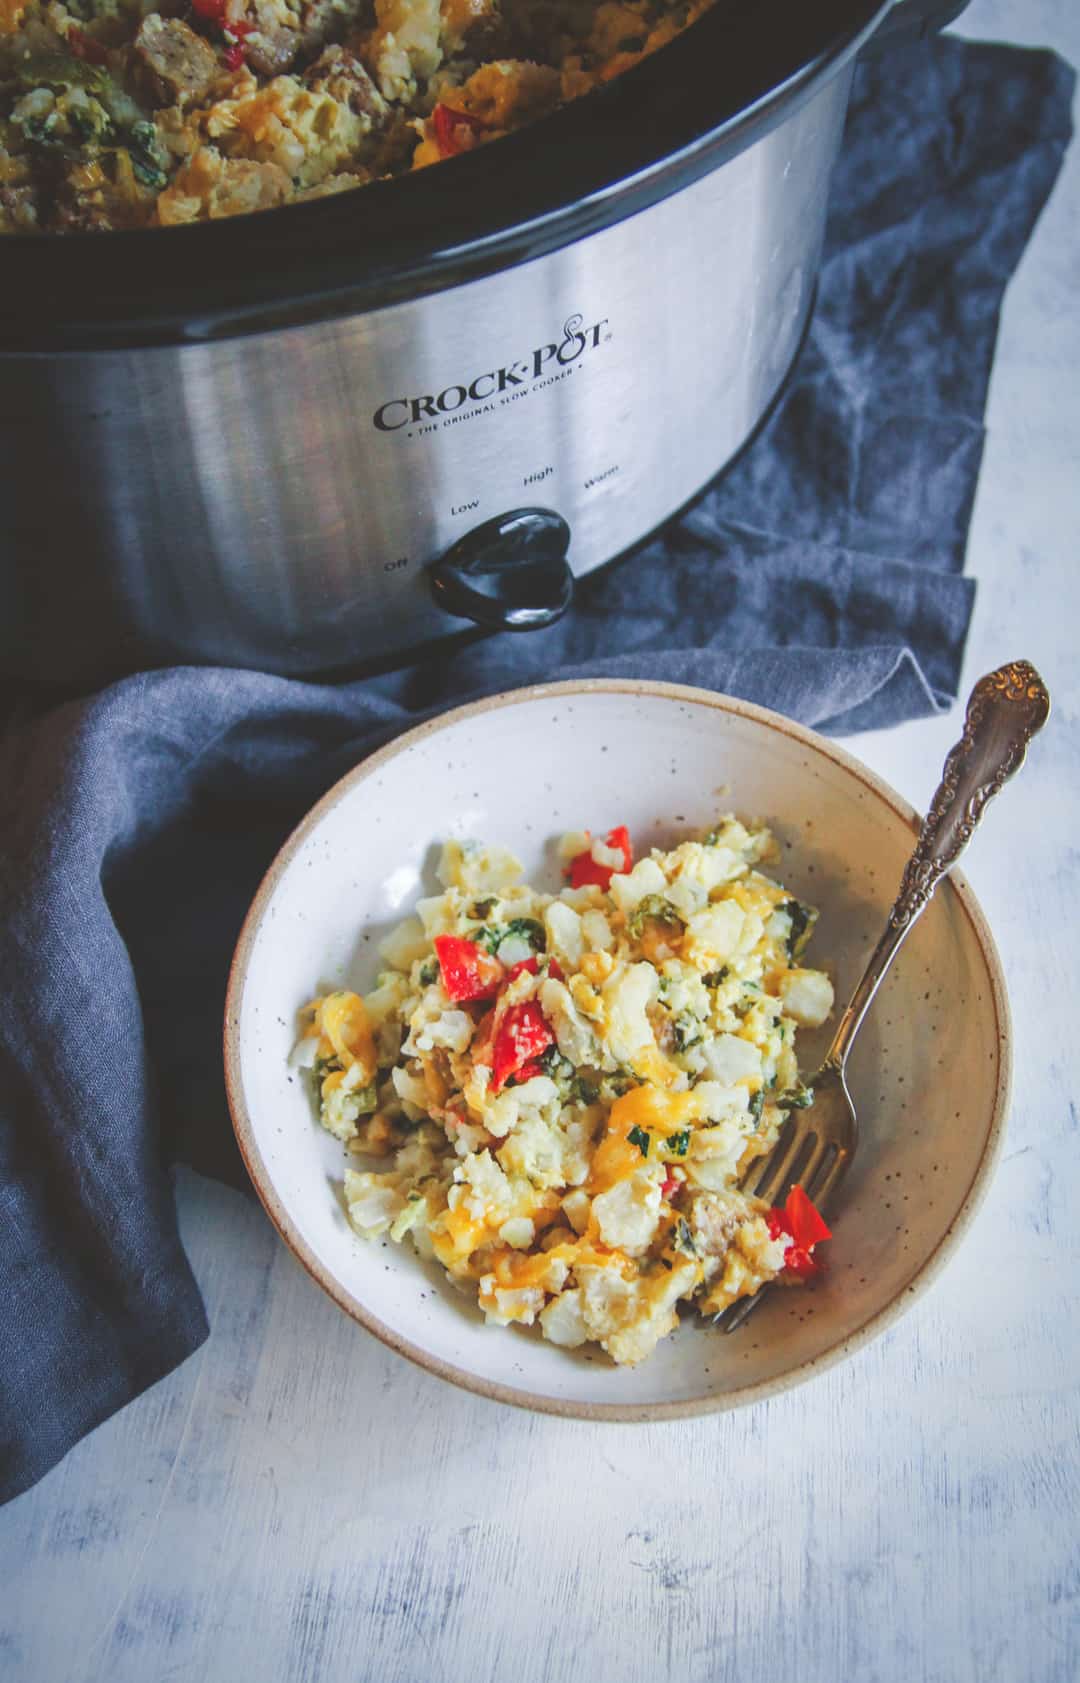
[1,0,889,353]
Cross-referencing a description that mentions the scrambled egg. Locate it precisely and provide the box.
[294,817,835,1366]
[0,0,713,231]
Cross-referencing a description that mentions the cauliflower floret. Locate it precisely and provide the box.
[698,1034,762,1085]
[575,1256,698,1365]
[558,830,591,863]
[684,900,746,968]
[581,909,614,951]
[498,1216,535,1249]
[378,916,429,972]
[608,857,666,914]
[452,1149,514,1222]
[561,1187,592,1234]
[320,1063,376,1140]
[497,1110,582,1189]
[478,1073,559,1140]
[391,1063,430,1115]
[601,962,659,1065]
[590,1171,662,1254]
[539,1287,589,1348]
[539,977,605,1068]
[545,900,584,970]
[478,1279,545,1326]
[603,1260,700,1366]
[367,0,444,100]
[344,1169,405,1237]
[415,889,465,937]
[437,838,523,893]
[668,839,745,894]
[685,1118,755,1190]
[363,970,410,1043]
[413,1008,474,1055]
[780,968,835,1027]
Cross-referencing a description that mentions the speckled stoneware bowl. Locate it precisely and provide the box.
[224,681,1010,1419]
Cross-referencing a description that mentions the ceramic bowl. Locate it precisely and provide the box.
[224,681,1010,1419]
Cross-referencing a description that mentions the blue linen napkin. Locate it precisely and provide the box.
[0,35,1073,1504]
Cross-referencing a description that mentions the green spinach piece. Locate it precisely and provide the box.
[782,898,818,960]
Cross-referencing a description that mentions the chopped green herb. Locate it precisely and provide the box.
[702,967,730,989]
[778,1081,814,1110]
[674,1216,698,1256]
[602,1069,638,1099]
[352,1082,379,1116]
[314,1055,343,1083]
[570,1073,601,1105]
[69,100,113,145]
[502,917,546,951]
[537,1044,574,1083]
[782,898,818,960]
[666,1128,691,1157]
[627,1124,651,1156]
[417,958,439,986]
[628,894,685,942]
[475,916,546,956]
[748,1088,766,1125]
[672,1011,703,1052]
[733,982,762,1020]
[470,897,498,919]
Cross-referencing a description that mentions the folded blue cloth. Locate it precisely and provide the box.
[0,35,1073,1503]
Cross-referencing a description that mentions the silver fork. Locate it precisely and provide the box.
[716,659,1051,1333]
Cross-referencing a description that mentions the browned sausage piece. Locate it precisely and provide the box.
[304,44,389,122]
[133,14,220,107]
[243,0,302,77]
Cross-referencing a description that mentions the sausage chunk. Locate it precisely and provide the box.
[133,15,220,107]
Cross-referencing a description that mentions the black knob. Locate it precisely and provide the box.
[428,508,574,632]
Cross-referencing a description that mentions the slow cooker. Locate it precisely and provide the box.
[0,0,966,683]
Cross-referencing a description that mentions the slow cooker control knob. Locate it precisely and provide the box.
[428,508,573,632]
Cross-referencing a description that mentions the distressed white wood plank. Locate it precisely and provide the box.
[2,2,1079,1679]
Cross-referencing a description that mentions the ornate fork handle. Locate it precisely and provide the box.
[824,660,1050,1075]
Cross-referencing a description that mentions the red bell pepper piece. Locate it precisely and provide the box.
[191,0,227,18]
[433,102,490,159]
[660,1171,679,1201]
[781,1245,821,1279]
[566,824,634,891]
[491,1001,554,1091]
[221,17,253,66]
[785,1183,832,1249]
[766,1185,831,1278]
[433,934,504,1003]
[68,26,109,63]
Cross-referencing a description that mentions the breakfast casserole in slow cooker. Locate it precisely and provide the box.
[0,0,715,230]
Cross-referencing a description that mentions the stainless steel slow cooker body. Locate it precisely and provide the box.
[1,0,891,682]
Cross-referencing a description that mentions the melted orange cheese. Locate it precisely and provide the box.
[589,1084,700,1192]
[317,991,377,1081]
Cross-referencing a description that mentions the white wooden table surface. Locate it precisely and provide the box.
[3,3,1078,1678]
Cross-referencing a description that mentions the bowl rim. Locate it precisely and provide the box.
[223,678,1012,1422]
